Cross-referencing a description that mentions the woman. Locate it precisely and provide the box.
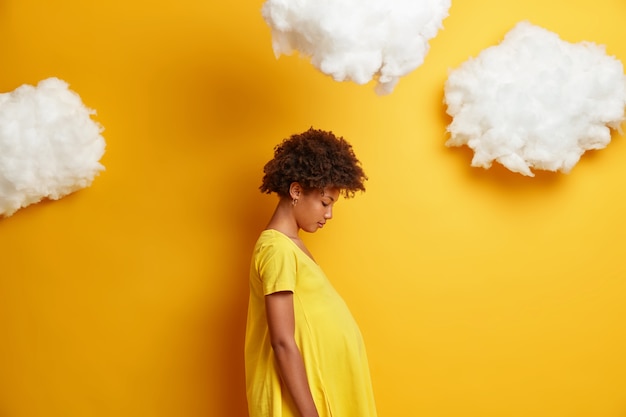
[245,128,378,417]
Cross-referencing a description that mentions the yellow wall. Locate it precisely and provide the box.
[1,0,625,416]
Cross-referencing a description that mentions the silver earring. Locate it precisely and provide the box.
[292,198,298,206]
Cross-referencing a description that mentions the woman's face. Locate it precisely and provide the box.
[294,186,340,233]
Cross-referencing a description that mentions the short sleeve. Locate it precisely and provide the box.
[255,237,297,296]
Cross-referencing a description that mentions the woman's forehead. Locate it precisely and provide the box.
[320,187,340,200]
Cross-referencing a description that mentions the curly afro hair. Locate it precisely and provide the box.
[260,128,367,198]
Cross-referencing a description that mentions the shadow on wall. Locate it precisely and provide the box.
[145,39,296,152]
[209,188,273,417]
[152,36,287,415]
[196,177,274,416]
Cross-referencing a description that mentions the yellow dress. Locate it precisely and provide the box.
[245,229,378,417]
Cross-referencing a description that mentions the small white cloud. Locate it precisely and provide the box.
[0,77,105,217]
[262,0,451,95]
[444,21,626,176]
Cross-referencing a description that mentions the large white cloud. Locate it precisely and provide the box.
[0,77,105,217]
[444,21,626,176]
[262,0,451,95]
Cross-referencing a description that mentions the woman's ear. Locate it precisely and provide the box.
[289,182,302,200]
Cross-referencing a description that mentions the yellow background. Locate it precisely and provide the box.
[1,0,625,416]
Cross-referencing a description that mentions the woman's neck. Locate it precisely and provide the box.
[265,198,299,238]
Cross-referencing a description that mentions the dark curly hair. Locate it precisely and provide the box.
[260,128,367,198]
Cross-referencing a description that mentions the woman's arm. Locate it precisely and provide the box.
[265,291,320,417]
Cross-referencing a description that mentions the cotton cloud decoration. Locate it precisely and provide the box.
[0,77,105,217]
[444,21,626,176]
[261,0,451,95]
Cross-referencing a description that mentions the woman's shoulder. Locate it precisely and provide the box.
[254,229,293,253]
[252,229,301,270]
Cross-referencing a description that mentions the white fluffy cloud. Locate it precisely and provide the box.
[262,0,451,95]
[0,77,105,217]
[444,21,626,177]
